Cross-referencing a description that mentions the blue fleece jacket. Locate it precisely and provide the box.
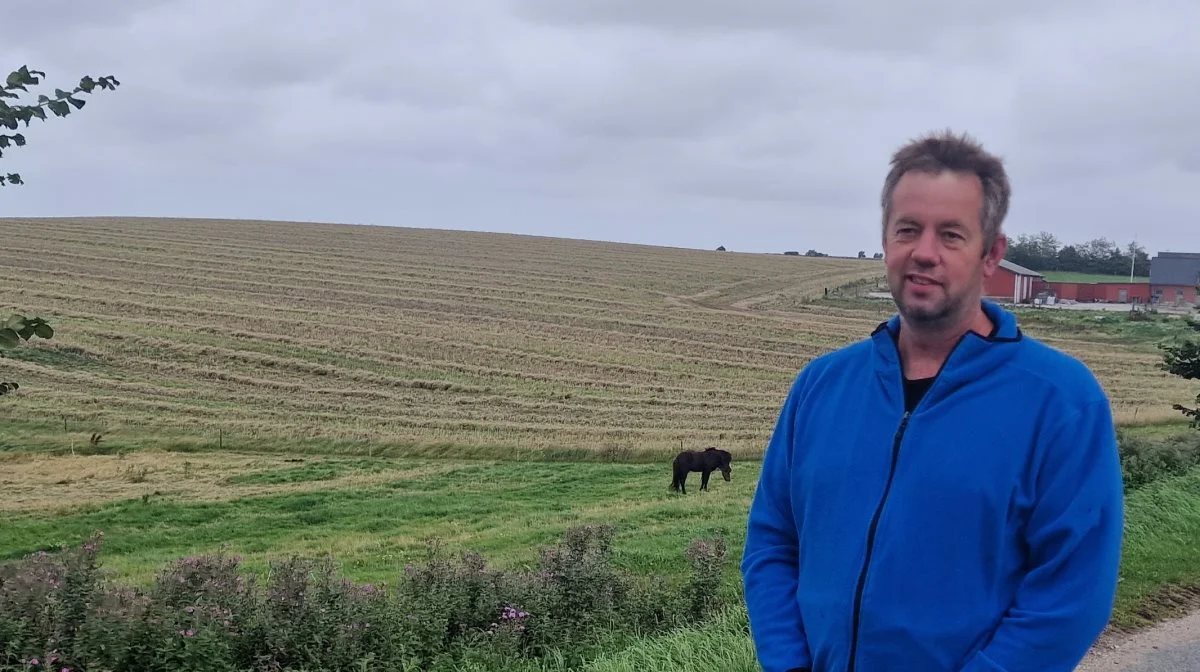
[741,300,1124,672]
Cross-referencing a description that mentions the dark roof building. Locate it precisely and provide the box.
[1149,252,1200,306]
[1150,252,1200,286]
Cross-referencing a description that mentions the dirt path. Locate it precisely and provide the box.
[1076,610,1200,671]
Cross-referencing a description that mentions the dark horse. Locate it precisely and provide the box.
[670,447,732,494]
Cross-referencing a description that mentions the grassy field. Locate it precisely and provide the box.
[1041,271,1150,284]
[3,435,1199,620]
[3,431,1200,670]
[1,216,1199,669]
[0,217,1193,456]
[0,450,752,589]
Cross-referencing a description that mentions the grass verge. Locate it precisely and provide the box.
[1111,465,1200,629]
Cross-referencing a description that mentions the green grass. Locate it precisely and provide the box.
[1041,272,1150,284]
[0,457,751,589]
[6,427,1200,630]
[575,605,757,672]
[2,435,1200,669]
[1010,303,1199,349]
[223,458,399,485]
[1111,466,1200,628]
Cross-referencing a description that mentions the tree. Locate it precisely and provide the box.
[2,65,120,186]
[1,65,120,386]
[1160,329,1200,428]
[1005,230,1151,277]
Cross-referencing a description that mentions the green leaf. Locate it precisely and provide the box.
[0,329,20,348]
[3,315,26,332]
[33,323,53,339]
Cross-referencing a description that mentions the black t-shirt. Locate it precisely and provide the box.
[904,376,936,412]
[898,318,998,412]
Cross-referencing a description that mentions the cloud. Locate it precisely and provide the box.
[0,0,1196,256]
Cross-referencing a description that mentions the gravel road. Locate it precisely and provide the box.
[1076,610,1200,671]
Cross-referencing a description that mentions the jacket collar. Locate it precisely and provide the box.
[869,300,1023,411]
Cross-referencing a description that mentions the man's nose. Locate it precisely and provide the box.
[912,230,939,264]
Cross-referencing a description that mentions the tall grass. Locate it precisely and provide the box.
[578,605,757,672]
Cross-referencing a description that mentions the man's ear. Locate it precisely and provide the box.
[981,233,1007,276]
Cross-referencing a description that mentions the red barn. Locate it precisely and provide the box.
[1044,281,1151,304]
[985,259,1043,304]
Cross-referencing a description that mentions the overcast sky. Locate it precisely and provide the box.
[1,1,1197,257]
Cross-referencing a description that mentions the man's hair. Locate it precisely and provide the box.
[880,129,1011,255]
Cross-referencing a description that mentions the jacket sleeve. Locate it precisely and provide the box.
[742,376,812,672]
[960,397,1125,672]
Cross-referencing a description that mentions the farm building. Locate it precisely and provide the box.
[1149,252,1200,306]
[985,259,1042,303]
[1040,280,1151,304]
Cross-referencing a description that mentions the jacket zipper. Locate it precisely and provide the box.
[846,410,911,672]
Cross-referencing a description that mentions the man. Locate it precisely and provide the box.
[741,130,1124,672]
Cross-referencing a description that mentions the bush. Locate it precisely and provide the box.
[1118,429,1200,491]
[683,533,728,620]
[0,525,735,671]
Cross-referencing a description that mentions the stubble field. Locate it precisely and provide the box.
[0,216,1192,455]
[2,216,1199,670]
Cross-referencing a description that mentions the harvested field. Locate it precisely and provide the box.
[0,216,1194,457]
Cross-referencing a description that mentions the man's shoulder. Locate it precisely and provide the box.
[1008,330,1110,406]
[791,336,875,388]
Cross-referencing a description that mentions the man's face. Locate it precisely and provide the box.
[883,169,1005,329]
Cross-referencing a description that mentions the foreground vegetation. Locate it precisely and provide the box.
[0,524,736,672]
[2,425,1200,670]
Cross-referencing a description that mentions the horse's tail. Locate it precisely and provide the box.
[670,458,681,491]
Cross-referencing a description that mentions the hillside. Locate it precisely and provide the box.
[0,216,1192,457]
